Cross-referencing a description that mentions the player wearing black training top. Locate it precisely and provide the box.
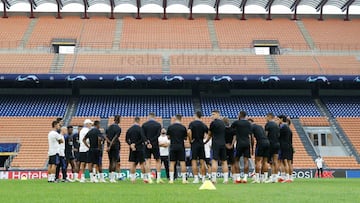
[286,117,294,181]
[231,111,252,183]
[167,114,188,184]
[223,117,236,181]
[265,112,280,183]
[205,110,229,184]
[65,126,79,181]
[106,115,121,183]
[248,119,270,183]
[83,121,102,183]
[188,111,208,183]
[278,115,293,183]
[72,125,81,170]
[142,112,162,184]
[126,117,147,183]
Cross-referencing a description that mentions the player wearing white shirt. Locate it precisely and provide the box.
[47,121,63,183]
[158,128,170,180]
[55,127,68,182]
[315,156,324,178]
[79,119,93,182]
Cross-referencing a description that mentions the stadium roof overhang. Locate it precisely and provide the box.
[2,0,360,19]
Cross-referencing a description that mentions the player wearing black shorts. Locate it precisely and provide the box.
[126,117,147,183]
[205,110,228,184]
[142,112,162,183]
[286,117,294,181]
[248,119,270,183]
[223,117,236,181]
[167,114,188,184]
[278,115,293,183]
[47,121,63,183]
[83,121,102,183]
[231,111,252,183]
[97,128,106,182]
[106,115,121,183]
[188,111,208,183]
[72,125,81,169]
[265,112,280,183]
[65,126,79,181]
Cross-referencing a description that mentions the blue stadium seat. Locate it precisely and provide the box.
[322,97,360,117]
[0,96,69,117]
[75,96,194,118]
[200,96,321,118]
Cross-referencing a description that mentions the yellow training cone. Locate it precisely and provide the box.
[199,180,216,190]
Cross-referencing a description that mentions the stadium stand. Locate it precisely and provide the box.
[322,156,360,169]
[1,117,58,168]
[27,16,83,48]
[200,96,321,118]
[78,16,116,49]
[274,56,322,75]
[75,96,194,117]
[0,95,69,117]
[62,54,162,74]
[299,117,330,127]
[0,54,54,74]
[337,118,360,156]
[302,18,360,50]
[316,56,360,75]
[120,17,211,49]
[322,97,360,117]
[0,16,30,48]
[170,55,269,74]
[69,117,101,126]
[214,18,309,50]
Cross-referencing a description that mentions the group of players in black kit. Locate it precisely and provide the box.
[48,109,294,184]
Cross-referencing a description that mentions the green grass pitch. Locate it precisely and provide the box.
[0,178,358,203]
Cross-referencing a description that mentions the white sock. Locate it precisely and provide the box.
[194,175,199,181]
[181,173,187,182]
[255,173,260,181]
[211,172,217,182]
[74,173,78,179]
[48,174,52,182]
[223,172,229,182]
[110,172,115,180]
[81,173,85,180]
[201,175,205,182]
[141,173,145,179]
[130,173,136,181]
[90,173,94,181]
[264,172,268,180]
[170,172,174,181]
[157,172,161,181]
[243,174,248,180]
[286,174,290,180]
[148,173,152,180]
[99,173,104,180]
[260,174,264,181]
